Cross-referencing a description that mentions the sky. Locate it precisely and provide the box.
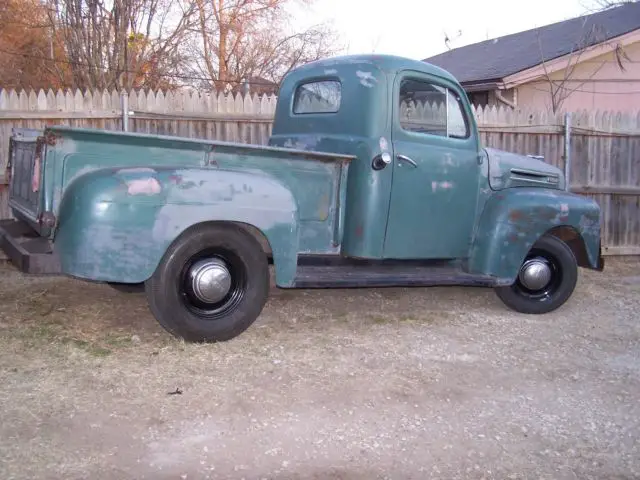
[292,0,604,60]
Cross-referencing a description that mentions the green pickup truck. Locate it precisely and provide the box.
[0,54,604,342]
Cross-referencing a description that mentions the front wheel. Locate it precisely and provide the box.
[494,234,578,314]
[145,223,270,342]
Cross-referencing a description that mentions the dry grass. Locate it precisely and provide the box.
[0,257,636,357]
[0,257,638,479]
[0,265,171,357]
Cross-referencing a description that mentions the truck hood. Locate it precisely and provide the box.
[485,147,565,191]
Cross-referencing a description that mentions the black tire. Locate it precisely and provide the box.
[145,223,269,342]
[107,282,144,293]
[494,234,578,314]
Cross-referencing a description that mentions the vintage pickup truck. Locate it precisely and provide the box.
[0,54,604,342]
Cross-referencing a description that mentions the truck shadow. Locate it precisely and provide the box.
[7,261,617,351]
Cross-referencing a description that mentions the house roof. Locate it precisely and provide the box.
[423,2,640,86]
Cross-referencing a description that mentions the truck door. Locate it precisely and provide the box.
[383,71,482,260]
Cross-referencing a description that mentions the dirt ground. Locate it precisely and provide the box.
[0,258,639,480]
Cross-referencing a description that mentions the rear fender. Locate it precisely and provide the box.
[469,188,602,282]
[53,166,299,286]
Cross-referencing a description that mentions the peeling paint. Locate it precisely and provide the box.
[431,181,454,192]
[116,167,157,175]
[440,154,458,174]
[579,213,600,239]
[53,187,62,211]
[324,69,338,75]
[356,71,377,88]
[126,177,162,196]
[379,137,389,152]
[31,154,41,192]
[485,147,563,191]
[469,187,602,280]
[283,135,320,151]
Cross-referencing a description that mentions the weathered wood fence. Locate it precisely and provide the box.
[0,88,638,256]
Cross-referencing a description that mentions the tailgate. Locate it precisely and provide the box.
[6,128,44,226]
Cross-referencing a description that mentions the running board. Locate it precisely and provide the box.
[291,263,499,289]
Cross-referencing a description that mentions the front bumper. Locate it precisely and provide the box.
[0,219,61,274]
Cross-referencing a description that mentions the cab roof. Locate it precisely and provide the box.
[288,54,459,85]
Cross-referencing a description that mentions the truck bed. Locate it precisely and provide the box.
[5,126,354,268]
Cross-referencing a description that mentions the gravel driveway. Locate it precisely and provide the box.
[0,258,638,479]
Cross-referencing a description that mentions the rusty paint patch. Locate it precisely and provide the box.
[44,131,57,146]
[206,148,218,167]
[530,206,560,222]
[355,225,363,238]
[508,210,525,222]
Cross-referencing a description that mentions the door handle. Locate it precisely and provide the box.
[396,154,418,168]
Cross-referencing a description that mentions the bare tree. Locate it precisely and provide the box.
[0,0,70,89]
[536,16,631,112]
[591,0,637,9]
[190,0,342,92]
[45,0,196,90]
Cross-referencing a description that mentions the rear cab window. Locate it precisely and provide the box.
[293,80,341,114]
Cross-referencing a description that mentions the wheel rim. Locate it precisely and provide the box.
[513,248,563,301]
[178,247,247,319]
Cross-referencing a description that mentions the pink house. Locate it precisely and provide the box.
[424,2,640,113]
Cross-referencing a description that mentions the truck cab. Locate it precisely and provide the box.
[270,55,493,261]
[0,54,604,343]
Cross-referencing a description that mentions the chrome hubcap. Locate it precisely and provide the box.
[189,258,232,304]
[518,258,552,291]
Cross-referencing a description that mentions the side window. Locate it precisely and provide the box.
[447,89,468,138]
[399,78,469,139]
[293,80,341,114]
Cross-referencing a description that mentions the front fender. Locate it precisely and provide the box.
[54,166,300,286]
[469,188,602,282]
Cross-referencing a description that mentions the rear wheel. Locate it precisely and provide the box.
[145,223,269,342]
[494,234,578,314]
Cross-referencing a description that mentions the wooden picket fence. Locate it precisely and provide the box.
[0,87,638,256]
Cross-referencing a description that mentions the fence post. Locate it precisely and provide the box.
[121,90,129,132]
[564,112,572,191]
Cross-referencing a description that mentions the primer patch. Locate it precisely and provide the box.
[379,137,389,152]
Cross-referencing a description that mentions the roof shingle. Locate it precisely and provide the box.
[423,2,640,85]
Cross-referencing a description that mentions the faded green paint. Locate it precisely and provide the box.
[9,54,603,290]
[383,67,483,259]
[485,147,564,190]
[270,55,469,259]
[468,188,602,280]
[45,126,352,286]
[55,166,301,285]
[270,56,394,258]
